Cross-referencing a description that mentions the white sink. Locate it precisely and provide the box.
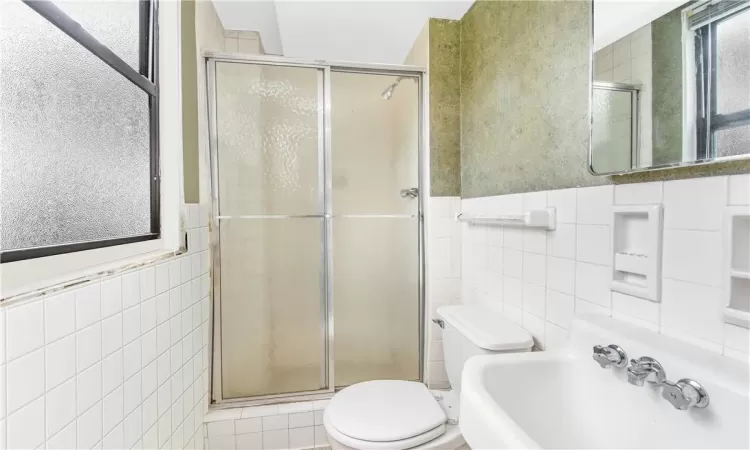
[459,315,749,449]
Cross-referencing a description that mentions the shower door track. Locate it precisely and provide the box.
[205,52,427,406]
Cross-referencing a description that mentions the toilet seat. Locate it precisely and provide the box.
[324,380,448,450]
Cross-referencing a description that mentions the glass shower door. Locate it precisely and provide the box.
[212,61,327,398]
[330,71,421,387]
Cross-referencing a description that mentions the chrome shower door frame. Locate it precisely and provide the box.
[206,53,427,406]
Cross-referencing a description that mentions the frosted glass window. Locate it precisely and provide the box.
[716,9,750,115]
[0,0,152,252]
[52,0,142,71]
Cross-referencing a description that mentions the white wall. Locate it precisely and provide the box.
[459,174,750,361]
[0,205,211,450]
[594,0,686,51]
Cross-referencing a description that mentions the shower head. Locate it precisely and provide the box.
[381,77,406,100]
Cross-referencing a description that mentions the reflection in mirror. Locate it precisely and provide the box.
[590,0,750,175]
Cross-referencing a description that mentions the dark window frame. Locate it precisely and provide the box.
[0,0,160,264]
[695,6,750,160]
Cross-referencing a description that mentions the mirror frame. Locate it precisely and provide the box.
[587,0,750,177]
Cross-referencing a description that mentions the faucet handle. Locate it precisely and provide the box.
[662,379,710,410]
[592,344,628,368]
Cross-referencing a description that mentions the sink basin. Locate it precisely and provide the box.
[459,315,749,449]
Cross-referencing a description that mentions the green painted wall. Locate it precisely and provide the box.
[428,19,462,197]
[651,7,683,166]
[181,0,200,204]
[458,0,602,198]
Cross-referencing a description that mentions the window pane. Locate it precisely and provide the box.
[716,125,750,157]
[716,9,750,114]
[53,0,141,70]
[0,0,151,252]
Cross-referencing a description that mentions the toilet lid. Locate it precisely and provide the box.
[325,380,446,442]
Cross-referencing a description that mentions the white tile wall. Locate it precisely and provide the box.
[460,175,750,361]
[425,197,462,388]
[0,204,212,450]
[203,401,329,450]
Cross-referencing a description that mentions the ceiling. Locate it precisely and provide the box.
[212,0,474,64]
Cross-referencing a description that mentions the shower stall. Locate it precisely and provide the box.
[206,54,425,404]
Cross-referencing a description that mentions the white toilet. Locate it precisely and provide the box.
[324,305,534,450]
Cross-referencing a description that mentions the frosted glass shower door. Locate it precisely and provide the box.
[212,61,327,399]
[330,71,421,387]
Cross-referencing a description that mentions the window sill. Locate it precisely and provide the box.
[0,240,186,305]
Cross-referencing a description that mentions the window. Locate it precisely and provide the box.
[691,1,750,159]
[0,0,159,263]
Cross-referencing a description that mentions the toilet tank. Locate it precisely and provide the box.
[438,305,533,394]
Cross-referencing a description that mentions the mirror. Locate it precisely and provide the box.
[590,0,750,175]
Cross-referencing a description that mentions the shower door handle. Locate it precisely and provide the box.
[400,188,419,199]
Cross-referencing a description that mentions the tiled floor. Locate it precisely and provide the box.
[204,400,331,450]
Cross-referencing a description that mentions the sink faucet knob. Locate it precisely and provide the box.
[627,356,667,386]
[592,344,628,368]
[662,379,710,410]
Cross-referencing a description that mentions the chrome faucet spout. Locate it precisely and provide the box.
[627,356,666,386]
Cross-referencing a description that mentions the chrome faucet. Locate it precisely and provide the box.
[661,379,710,410]
[592,344,628,368]
[627,356,667,386]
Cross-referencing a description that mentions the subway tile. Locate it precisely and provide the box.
[123,339,142,380]
[181,258,192,286]
[277,401,313,414]
[575,262,611,308]
[503,276,523,309]
[124,372,142,416]
[663,230,722,287]
[143,423,158,450]
[661,279,723,346]
[289,426,315,449]
[523,229,547,254]
[235,418,261,435]
[664,176,726,231]
[288,411,314,429]
[101,313,123,358]
[235,432,262,450]
[7,299,44,361]
[546,256,575,295]
[140,267,156,301]
[314,425,328,447]
[158,411,171,448]
[728,174,750,205]
[547,223,576,259]
[614,181,662,205]
[576,185,613,225]
[261,414,288,431]
[46,334,76,391]
[142,360,157,398]
[103,387,124,436]
[142,329,157,368]
[77,401,102,450]
[123,407,143,449]
[77,322,102,372]
[45,292,76,344]
[122,272,141,309]
[102,423,124,450]
[102,350,123,397]
[548,188,577,224]
[575,298,611,317]
[46,420,77,450]
[77,362,102,414]
[724,323,750,354]
[503,228,524,250]
[612,292,659,331]
[75,284,101,331]
[168,260,181,289]
[502,248,523,278]
[546,289,574,329]
[141,297,157,333]
[155,264,170,296]
[7,348,44,415]
[101,277,123,319]
[155,293,170,325]
[123,305,141,345]
[576,225,610,266]
[208,434,234,450]
[522,284,546,318]
[7,396,45,450]
[522,252,546,287]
